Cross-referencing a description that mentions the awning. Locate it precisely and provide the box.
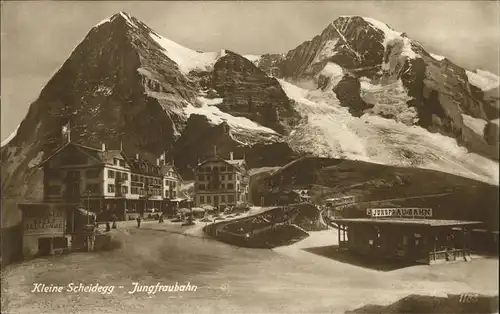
[77,207,96,216]
[191,207,205,213]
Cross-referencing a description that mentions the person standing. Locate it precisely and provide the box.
[112,214,117,229]
[136,216,142,228]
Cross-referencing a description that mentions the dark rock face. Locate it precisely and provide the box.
[333,74,374,116]
[210,50,300,134]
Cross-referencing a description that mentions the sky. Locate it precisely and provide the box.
[1,1,499,141]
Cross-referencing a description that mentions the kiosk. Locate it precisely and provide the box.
[331,208,482,264]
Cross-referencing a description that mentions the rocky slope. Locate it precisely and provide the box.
[2,12,498,228]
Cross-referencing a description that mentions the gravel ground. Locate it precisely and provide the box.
[1,224,498,314]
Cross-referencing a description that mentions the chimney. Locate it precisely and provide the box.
[156,158,160,166]
[230,152,234,160]
[213,145,217,156]
[135,153,139,160]
[101,143,106,152]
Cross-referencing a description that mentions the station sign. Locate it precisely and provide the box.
[23,205,66,236]
[366,208,432,218]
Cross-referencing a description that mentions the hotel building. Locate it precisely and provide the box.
[37,142,182,218]
[193,150,249,209]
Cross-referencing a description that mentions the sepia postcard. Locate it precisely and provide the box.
[1,1,499,313]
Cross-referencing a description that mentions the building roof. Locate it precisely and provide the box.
[38,142,178,178]
[330,218,484,227]
[196,155,246,172]
[127,157,162,177]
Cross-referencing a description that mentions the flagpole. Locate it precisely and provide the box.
[67,120,71,143]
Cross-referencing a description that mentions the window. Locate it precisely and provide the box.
[119,160,125,167]
[221,183,225,189]
[132,174,138,182]
[86,169,100,178]
[113,158,118,165]
[172,191,176,198]
[228,174,233,180]
[220,166,226,172]
[172,182,176,188]
[205,167,211,172]
[132,187,139,195]
[198,175,204,181]
[47,185,60,195]
[108,170,115,179]
[228,195,234,203]
[227,183,234,190]
[139,176,144,183]
[198,184,205,190]
[121,186,128,194]
[199,195,205,203]
[207,195,212,204]
[108,185,115,193]
[220,175,225,180]
[221,195,226,202]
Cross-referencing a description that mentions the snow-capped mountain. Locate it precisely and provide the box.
[2,12,499,226]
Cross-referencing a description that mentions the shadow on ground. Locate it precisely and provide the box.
[302,245,419,271]
[346,294,499,313]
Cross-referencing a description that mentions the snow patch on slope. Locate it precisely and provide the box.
[360,79,418,125]
[149,33,222,74]
[279,79,498,185]
[1,124,19,147]
[466,70,500,92]
[462,114,487,136]
[361,17,417,59]
[430,53,445,61]
[243,55,261,64]
[319,62,344,89]
[196,96,223,106]
[185,97,279,135]
[95,11,138,28]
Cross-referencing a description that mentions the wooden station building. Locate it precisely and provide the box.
[331,208,483,265]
